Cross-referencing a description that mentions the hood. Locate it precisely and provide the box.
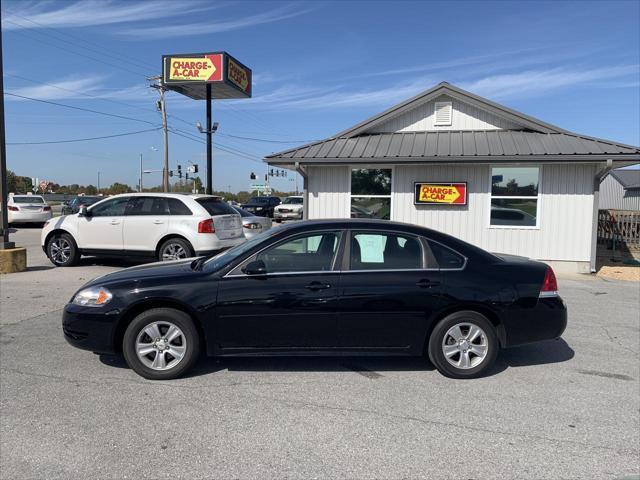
[85,258,196,287]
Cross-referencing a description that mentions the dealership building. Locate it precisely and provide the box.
[266,82,640,273]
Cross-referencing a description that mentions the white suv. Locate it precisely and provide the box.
[41,193,245,267]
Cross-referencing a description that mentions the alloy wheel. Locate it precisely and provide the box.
[441,322,489,370]
[161,243,187,261]
[50,238,71,264]
[135,321,187,371]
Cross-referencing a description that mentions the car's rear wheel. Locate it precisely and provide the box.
[158,238,193,262]
[122,308,200,380]
[428,311,498,379]
[46,232,80,266]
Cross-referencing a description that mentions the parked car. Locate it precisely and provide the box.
[231,206,272,240]
[61,196,102,215]
[61,218,566,380]
[274,196,303,222]
[241,196,281,218]
[41,193,244,266]
[7,194,52,225]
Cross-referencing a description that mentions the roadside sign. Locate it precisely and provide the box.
[162,52,252,100]
[414,182,467,205]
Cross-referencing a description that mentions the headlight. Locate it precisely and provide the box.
[72,287,113,307]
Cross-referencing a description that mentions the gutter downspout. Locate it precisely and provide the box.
[590,159,613,273]
[295,162,309,220]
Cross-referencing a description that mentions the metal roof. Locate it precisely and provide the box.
[608,168,640,190]
[266,130,640,163]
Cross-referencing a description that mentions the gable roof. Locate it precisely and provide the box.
[609,168,640,190]
[334,82,568,137]
[266,130,640,164]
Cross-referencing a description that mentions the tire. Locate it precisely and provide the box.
[122,308,200,380]
[46,232,80,267]
[428,311,498,379]
[158,238,194,262]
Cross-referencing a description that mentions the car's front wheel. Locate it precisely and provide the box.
[46,232,80,266]
[428,311,498,379]
[122,308,200,380]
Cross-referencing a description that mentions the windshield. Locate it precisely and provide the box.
[283,197,303,204]
[232,206,253,218]
[205,228,280,271]
[195,197,238,216]
[12,196,44,204]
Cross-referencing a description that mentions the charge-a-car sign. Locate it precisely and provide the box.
[227,56,251,95]
[167,54,223,82]
[414,182,467,205]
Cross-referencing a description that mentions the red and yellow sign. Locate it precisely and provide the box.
[227,57,251,95]
[414,182,467,205]
[167,54,223,82]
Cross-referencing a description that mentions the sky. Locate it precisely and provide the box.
[2,0,639,192]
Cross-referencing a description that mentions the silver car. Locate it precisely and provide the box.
[232,206,272,239]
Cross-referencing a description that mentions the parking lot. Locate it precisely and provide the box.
[1,226,639,479]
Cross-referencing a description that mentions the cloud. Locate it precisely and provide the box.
[116,3,315,38]
[461,65,640,100]
[2,0,218,29]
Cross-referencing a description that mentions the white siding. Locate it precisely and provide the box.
[307,166,350,218]
[599,175,640,211]
[370,95,523,133]
[306,163,598,263]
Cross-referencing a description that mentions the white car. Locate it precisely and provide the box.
[41,193,245,267]
[7,194,53,225]
[231,205,273,239]
[273,196,304,222]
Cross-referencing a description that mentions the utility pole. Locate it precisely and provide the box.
[97,171,100,193]
[149,76,169,192]
[139,153,143,192]
[0,11,13,249]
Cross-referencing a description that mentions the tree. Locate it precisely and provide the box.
[107,182,133,195]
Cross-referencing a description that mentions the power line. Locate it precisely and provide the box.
[5,92,159,126]
[217,133,317,144]
[7,127,162,145]
[1,9,158,73]
[168,128,265,164]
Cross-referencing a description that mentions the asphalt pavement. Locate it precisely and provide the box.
[1,227,639,479]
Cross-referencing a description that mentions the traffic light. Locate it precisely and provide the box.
[186,173,189,181]
[177,164,182,179]
[169,170,173,177]
[250,172,256,180]
[192,164,198,173]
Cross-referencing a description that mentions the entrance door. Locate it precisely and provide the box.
[338,231,443,353]
[216,231,343,351]
[77,197,129,251]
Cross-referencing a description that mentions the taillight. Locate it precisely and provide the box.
[198,218,215,233]
[540,266,558,297]
[43,206,51,211]
[8,206,19,211]
[243,223,261,230]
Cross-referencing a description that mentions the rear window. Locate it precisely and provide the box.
[427,240,466,270]
[12,196,44,204]
[195,198,238,216]
[233,206,253,218]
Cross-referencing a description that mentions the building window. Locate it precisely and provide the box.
[350,168,392,220]
[490,167,540,227]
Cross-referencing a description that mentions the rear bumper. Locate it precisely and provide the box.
[8,210,52,223]
[62,303,120,354]
[503,296,568,347]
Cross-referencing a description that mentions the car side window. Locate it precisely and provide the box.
[256,231,341,273]
[89,198,129,217]
[126,197,169,216]
[350,232,423,270]
[167,198,193,215]
[427,240,465,270]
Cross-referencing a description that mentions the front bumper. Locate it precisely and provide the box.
[503,296,568,347]
[62,303,121,354]
[274,210,302,220]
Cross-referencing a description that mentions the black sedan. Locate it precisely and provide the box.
[62,219,567,380]
[240,196,281,218]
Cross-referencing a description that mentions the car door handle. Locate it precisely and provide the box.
[416,279,441,288]
[153,220,164,224]
[110,220,120,225]
[305,281,332,291]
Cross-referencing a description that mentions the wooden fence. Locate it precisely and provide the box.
[598,209,640,248]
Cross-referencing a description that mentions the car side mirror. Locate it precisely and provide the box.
[242,259,267,275]
[78,205,90,217]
